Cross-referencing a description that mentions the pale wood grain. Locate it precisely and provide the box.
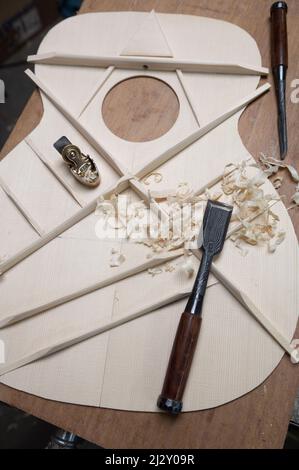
[0,0,298,450]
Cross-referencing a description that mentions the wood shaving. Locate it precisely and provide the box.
[235,244,249,257]
[273,176,283,189]
[147,263,176,277]
[292,184,299,206]
[164,263,176,273]
[268,231,286,253]
[110,250,126,268]
[148,267,163,277]
[142,173,163,186]
[180,257,195,277]
[260,153,299,182]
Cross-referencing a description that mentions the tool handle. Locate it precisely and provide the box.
[157,312,202,415]
[271,2,288,68]
[185,251,213,315]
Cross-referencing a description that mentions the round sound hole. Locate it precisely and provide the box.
[102,76,180,143]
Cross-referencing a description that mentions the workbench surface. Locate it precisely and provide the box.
[0,0,298,449]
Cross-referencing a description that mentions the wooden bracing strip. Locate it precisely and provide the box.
[28,52,269,76]
[0,287,192,377]
[78,66,115,118]
[176,70,201,126]
[0,249,185,328]
[0,176,45,237]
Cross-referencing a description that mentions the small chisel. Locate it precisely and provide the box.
[271,1,288,160]
[157,200,233,415]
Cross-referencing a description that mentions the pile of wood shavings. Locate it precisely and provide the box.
[221,159,284,255]
[96,159,288,275]
[96,184,208,254]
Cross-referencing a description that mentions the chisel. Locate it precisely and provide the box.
[157,200,233,414]
[271,1,288,160]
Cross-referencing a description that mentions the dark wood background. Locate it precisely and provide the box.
[0,0,298,449]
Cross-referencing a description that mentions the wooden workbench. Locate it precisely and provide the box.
[0,0,299,449]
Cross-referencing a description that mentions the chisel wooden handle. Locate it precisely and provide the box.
[157,312,202,415]
[271,2,288,68]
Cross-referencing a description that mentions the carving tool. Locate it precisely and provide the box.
[54,136,101,187]
[157,200,233,414]
[271,2,288,160]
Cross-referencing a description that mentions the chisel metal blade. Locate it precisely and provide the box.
[276,78,288,160]
[271,2,288,160]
